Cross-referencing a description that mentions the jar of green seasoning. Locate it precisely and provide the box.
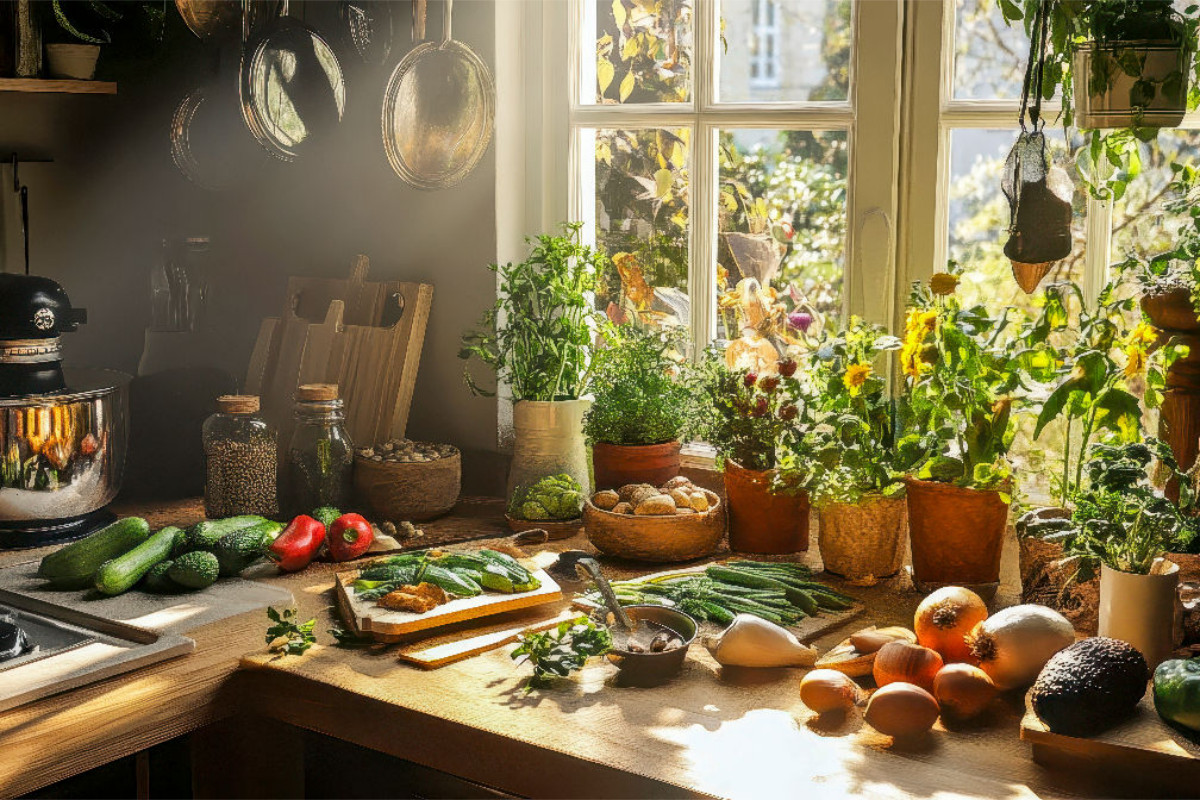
[285,383,354,516]
[202,394,278,519]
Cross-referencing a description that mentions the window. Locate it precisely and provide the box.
[561,0,902,359]
[749,0,782,89]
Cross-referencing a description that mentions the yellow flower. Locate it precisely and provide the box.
[1129,322,1157,348]
[930,272,960,296]
[900,340,923,380]
[1124,344,1147,379]
[905,308,938,339]
[843,363,873,395]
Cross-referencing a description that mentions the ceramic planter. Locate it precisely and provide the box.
[1073,41,1190,129]
[723,459,808,554]
[592,440,681,490]
[507,398,592,508]
[45,43,99,80]
[817,495,908,583]
[1099,562,1182,668]
[1141,287,1200,333]
[905,478,1009,591]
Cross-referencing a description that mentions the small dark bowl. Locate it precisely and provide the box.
[605,605,698,686]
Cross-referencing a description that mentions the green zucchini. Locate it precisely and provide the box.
[94,526,178,596]
[38,517,151,589]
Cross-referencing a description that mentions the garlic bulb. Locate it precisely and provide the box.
[703,614,818,668]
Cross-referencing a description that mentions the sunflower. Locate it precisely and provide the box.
[929,272,960,296]
[843,363,873,395]
[1122,322,1156,379]
[900,308,938,379]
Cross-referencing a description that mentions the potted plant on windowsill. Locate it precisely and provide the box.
[777,317,906,584]
[460,223,603,512]
[896,268,1021,593]
[691,349,809,554]
[39,0,164,80]
[583,324,693,489]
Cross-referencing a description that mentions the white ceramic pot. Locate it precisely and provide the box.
[506,398,592,508]
[1099,562,1182,668]
[1073,41,1190,129]
[45,44,100,80]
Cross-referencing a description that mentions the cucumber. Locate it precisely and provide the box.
[38,517,151,589]
[419,564,482,597]
[179,515,267,555]
[94,526,178,596]
[167,551,220,590]
[142,560,179,593]
[213,521,282,577]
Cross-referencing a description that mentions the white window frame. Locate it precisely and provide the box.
[499,0,904,352]
[750,0,783,89]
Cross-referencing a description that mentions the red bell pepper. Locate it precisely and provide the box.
[269,515,326,572]
[328,513,374,562]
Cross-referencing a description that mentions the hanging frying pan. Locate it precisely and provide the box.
[176,0,286,41]
[381,0,494,190]
[340,0,394,64]
[171,81,269,190]
[239,13,347,162]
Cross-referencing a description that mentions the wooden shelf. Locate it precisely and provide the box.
[0,78,116,95]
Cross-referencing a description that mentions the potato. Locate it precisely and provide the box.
[635,495,677,516]
[618,483,655,503]
[629,486,660,508]
[688,491,710,512]
[661,476,694,492]
[669,488,692,508]
[592,489,620,510]
[612,502,633,515]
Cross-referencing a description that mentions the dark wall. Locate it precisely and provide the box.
[0,1,501,490]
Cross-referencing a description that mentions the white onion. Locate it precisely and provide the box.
[966,604,1075,690]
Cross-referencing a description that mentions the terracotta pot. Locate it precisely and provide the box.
[592,440,681,490]
[905,478,1009,589]
[45,43,99,80]
[817,495,908,583]
[1142,287,1200,333]
[1074,41,1190,129]
[1099,562,1182,668]
[723,459,808,554]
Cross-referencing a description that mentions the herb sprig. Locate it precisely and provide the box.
[265,606,317,656]
[511,616,612,692]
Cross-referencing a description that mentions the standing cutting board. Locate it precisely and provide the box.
[1021,691,1200,791]
[245,256,433,447]
[335,567,563,642]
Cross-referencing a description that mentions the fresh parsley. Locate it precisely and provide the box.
[511,616,612,692]
[265,606,316,656]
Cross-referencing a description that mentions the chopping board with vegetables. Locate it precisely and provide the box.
[335,549,562,641]
[571,559,863,642]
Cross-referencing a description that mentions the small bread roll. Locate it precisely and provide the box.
[592,489,620,510]
[635,495,677,515]
[619,483,655,503]
[688,491,710,512]
[630,486,660,508]
[669,488,692,508]
[661,476,694,492]
[612,502,633,514]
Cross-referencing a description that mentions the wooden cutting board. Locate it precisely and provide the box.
[335,565,563,643]
[1021,689,1200,792]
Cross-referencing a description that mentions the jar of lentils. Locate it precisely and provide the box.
[285,383,354,516]
[202,395,278,518]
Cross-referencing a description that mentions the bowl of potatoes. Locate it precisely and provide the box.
[583,477,726,562]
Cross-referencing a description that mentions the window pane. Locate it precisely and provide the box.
[1111,131,1200,261]
[717,129,847,353]
[593,128,691,328]
[948,128,1086,317]
[718,0,851,103]
[953,0,1054,101]
[595,0,693,104]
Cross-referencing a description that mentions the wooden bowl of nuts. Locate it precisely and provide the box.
[354,439,461,522]
[584,477,725,562]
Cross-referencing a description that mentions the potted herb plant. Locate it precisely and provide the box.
[1055,442,1188,666]
[896,269,1020,591]
[1005,0,1200,200]
[583,324,692,489]
[461,223,602,510]
[778,318,906,583]
[691,349,809,554]
[39,1,164,80]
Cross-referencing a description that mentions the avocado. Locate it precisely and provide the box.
[167,551,220,590]
[1030,637,1148,736]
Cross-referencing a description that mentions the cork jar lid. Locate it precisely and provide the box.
[296,383,340,402]
[217,395,260,414]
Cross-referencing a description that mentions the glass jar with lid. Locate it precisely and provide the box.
[285,383,354,516]
[202,394,278,519]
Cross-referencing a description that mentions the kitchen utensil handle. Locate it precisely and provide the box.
[412,0,426,43]
[19,186,29,276]
[576,557,634,630]
[443,0,451,44]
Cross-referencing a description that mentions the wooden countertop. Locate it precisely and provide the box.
[0,500,1150,799]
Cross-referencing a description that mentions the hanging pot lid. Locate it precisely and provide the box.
[239,16,347,162]
[340,0,394,64]
[172,82,269,190]
[176,0,287,41]
[381,0,494,190]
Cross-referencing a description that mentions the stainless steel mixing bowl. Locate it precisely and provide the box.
[0,369,130,536]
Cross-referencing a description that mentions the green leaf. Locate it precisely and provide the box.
[1092,387,1142,439]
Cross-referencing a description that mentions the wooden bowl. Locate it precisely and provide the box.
[354,449,461,522]
[584,489,725,562]
[504,514,583,541]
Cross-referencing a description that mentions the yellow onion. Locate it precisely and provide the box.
[932,663,997,719]
[864,682,940,738]
[915,586,988,663]
[873,640,943,692]
[800,669,864,714]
